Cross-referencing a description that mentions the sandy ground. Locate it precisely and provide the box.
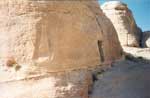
[90,59,150,98]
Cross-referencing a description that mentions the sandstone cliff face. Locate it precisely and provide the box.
[102,1,142,47]
[0,69,93,98]
[0,0,122,98]
[0,0,122,72]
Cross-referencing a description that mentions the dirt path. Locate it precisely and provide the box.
[90,60,150,98]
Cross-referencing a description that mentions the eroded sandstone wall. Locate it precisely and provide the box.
[102,1,142,47]
[0,0,122,72]
[0,0,122,98]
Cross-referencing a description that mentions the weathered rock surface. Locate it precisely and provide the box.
[0,0,122,98]
[142,31,150,48]
[102,1,142,47]
[0,69,92,98]
[0,0,122,72]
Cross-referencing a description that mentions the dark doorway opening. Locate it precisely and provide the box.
[98,40,105,62]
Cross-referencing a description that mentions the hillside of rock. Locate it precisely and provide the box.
[102,1,142,47]
[0,1,122,98]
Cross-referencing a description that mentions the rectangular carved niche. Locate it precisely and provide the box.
[98,40,105,62]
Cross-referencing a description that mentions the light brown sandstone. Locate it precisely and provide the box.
[0,0,122,72]
[102,1,142,47]
[0,0,122,98]
[0,70,93,98]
